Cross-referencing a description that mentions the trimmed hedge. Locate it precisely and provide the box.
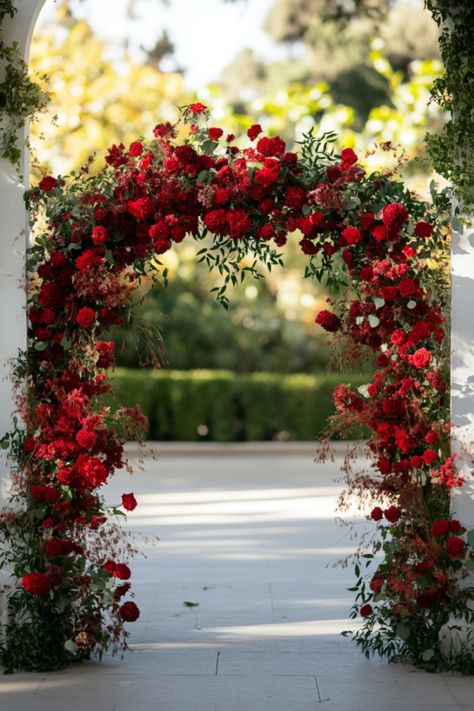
[107,369,370,442]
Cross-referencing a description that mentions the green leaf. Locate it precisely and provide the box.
[201,140,217,155]
[183,600,199,608]
[467,529,474,549]
[421,648,435,662]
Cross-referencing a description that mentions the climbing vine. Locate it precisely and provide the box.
[0,0,48,169]
[425,1,474,213]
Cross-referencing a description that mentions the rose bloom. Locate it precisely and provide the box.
[447,535,466,559]
[119,601,140,622]
[129,141,143,157]
[189,102,207,114]
[76,307,96,329]
[408,348,431,369]
[315,310,341,333]
[340,147,357,165]
[39,176,57,191]
[415,221,433,237]
[370,506,383,521]
[423,448,437,465]
[256,136,286,157]
[208,127,223,140]
[76,428,97,450]
[431,519,450,536]
[382,202,408,230]
[341,226,362,245]
[114,563,131,580]
[384,505,401,523]
[247,124,262,141]
[360,604,373,617]
[45,538,65,559]
[91,226,109,245]
[21,571,50,595]
[122,492,138,511]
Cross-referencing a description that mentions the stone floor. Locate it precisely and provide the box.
[1,444,473,710]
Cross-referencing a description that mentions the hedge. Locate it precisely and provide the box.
[107,368,370,442]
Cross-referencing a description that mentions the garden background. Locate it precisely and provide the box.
[31,0,444,442]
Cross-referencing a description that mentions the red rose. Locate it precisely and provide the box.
[300,238,318,255]
[256,136,286,157]
[416,593,433,609]
[203,209,228,235]
[119,601,140,622]
[370,506,383,521]
[382,203,408,231]
[96,340,115,368]
[315,310,341,333]
[423,449,437,465]
[114,582,131,600]
[45,538,65,559]
[341,226,362,245]
[340,147,358,165]
[56,466,74,485]
[227,209,251,239]
[390,330,406,346]
[449,519,462,533]
[127,196,155,221]
[360,604,373,617]
[369,576,383,593]
[371,225,387,241]
[414,221,433,237]
[447,535,466,559]
[208,127,223,140]
[384,505,401,523]
[247,124,263,141]
[91,226,109,245]
[39,176,57,191]
[104,560,116,575]
[431,519,449,536]
[360,213,374,229]
[189,102,207,114]
[122,492,137,511]
[76,307,96,329]
[21,571,50,595]
[114,563,131,580]
[129,141,143,157]
[408,348,431,369]
[76,428,97,450]
[75,248,104,272]
[31,485,47,501]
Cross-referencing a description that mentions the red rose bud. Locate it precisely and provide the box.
[384,505,401,523]
[315,310,341,333]
[360,604,373,617]
[114,563,131,580]
[121,492,138,511]
[370,506,383,521]
[119,601,140,622]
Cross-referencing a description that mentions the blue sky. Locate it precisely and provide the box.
[39,0,283,88]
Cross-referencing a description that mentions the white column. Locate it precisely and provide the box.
[0,0,44,503]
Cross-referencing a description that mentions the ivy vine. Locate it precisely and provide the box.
[425,1,474,214]
[0,0,49,170]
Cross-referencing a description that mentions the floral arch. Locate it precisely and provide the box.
[0,0,474,676]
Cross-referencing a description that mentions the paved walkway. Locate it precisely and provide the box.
[1,445,473,710]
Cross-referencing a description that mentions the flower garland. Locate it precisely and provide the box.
[0,104,473,673]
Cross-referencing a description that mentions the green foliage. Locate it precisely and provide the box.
[0,1,49,169]
[107,368,370,442]
[425,1,474,211]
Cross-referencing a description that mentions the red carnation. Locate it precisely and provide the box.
[431,519,450,536]
[315,310,341,333]
[39,176,57,191]
[91,226,109,245]
[21,571,50,595]
[341,226,362,245]
[384,505,401,523]
[447,536,466,559]
[121,492,137,511]
[76,307,96,329]
[119,601,140,622]
[360,604,373,617]
[415,221,433,238]
[408,348,431,369]
[208,127,223,140]
[382,203,408,231]
[247,124,263,141]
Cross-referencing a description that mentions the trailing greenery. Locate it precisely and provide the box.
[0,0,49,169]
[107,369,370,442]
[425,1,474,212]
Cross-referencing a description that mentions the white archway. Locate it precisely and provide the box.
[0,0,473,540]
